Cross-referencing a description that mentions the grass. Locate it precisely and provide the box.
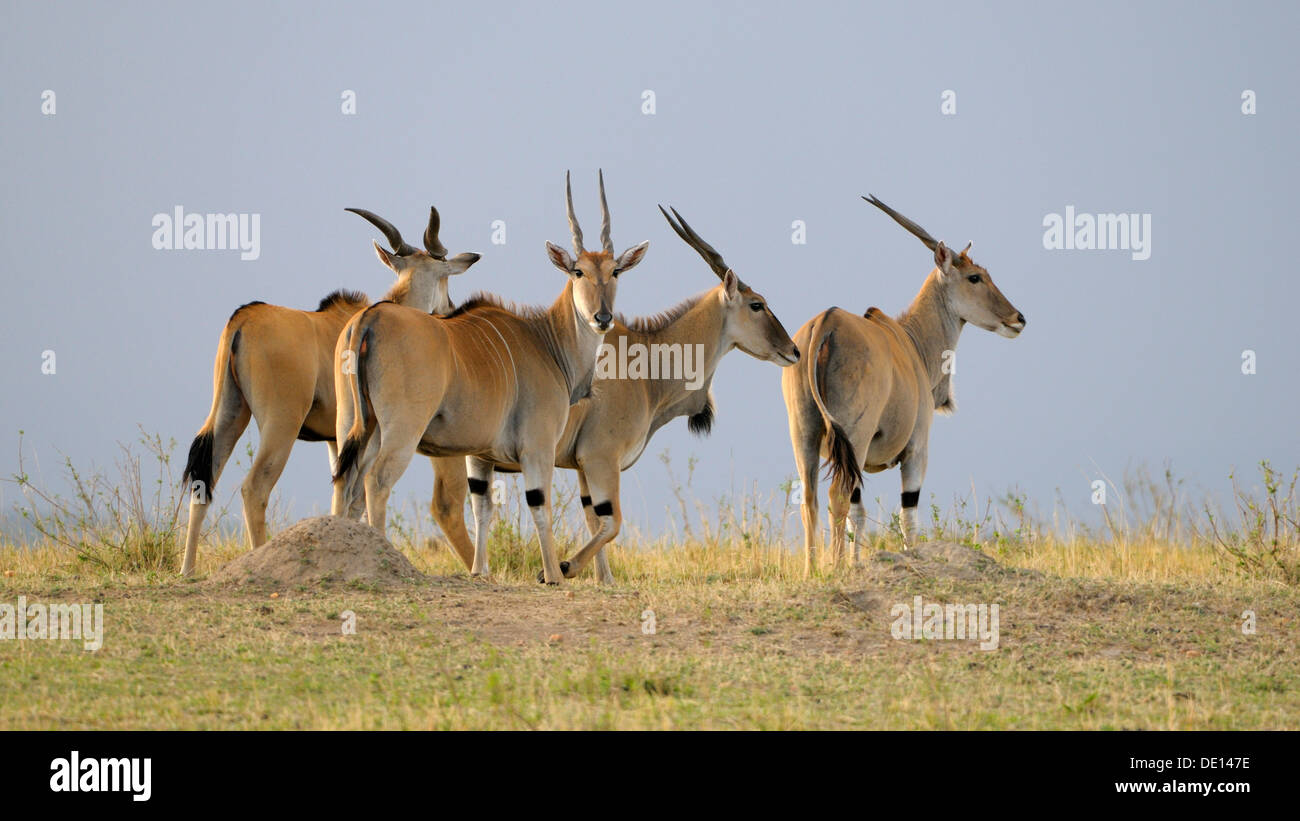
[1,441,1297,729]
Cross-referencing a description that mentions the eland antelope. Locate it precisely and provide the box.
[428,205,801,584]
[782,195,1025,574]
[329,171,649,585]
[180,207,481,575]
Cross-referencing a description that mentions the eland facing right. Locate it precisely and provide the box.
[782,195,1026,575]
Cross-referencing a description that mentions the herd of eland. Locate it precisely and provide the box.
[181,173,1025,585]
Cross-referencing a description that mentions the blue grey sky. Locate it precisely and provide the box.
[2,0,1296,538]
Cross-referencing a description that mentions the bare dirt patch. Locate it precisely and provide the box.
[210,516,425,589]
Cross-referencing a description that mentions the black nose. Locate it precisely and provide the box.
[594,311,612,326]
[1016,312,1026,325]
[792,345,800,358]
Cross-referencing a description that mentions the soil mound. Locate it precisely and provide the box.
[870,540,1005,581]
[210,516,424,588]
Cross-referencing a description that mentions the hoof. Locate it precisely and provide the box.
[537,561,572,584]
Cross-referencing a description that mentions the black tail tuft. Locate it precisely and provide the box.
[333,436,363,483]
[687,396,715,437]
[822,422,861,501]
[183,431,215,497]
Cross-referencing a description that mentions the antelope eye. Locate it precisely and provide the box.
[967,274,981,284]
[749,302,764,312]
[572,269,583,278]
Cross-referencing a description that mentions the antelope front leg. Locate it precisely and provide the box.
[521,456,564,585]
[898,446,928,548]
[467,457,495,577]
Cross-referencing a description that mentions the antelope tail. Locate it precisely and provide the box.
[805,311,861,500]
[183,324,244,497]
[332,314,375,488]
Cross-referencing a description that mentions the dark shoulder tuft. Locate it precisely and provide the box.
[316,289,368,312]
[687,396,715,437]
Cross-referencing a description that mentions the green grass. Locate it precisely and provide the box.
[1,532,1296,729]
[2,441,1297,729]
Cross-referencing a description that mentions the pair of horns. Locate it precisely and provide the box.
[862,194,972,258]
[565,170,613,256]
[658,205,740,287]
[345,206,448,259]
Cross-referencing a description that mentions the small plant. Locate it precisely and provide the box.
[5,428,242,573]
[1202,462,1299,585]
[8,429,185,571]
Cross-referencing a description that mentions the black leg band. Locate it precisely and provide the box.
[525,488,545,507]
[468,477,489,495]
[593,501,613,517]
[580,495,592,507]
[850,487,862,504]
[901,490,920,509]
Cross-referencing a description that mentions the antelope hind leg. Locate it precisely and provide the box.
[561,462,621,583]
[575,471,614,583]
[431,455,475,571]
[181,401,250,576]
[241,417,301,548]
[848,485,867,565]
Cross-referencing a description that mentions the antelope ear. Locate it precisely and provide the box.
[373,241,400,274]
[614,240,649,275]
[545,241,575,273]
[933,241,955,275]
[446,252,481,275]
[960,241,973,260]
[721,269,740,301]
